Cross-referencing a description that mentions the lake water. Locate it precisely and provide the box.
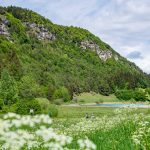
[96,103,150,108]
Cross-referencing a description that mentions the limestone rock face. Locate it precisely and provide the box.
[24,22,56,41]
[0,16,9,36]
[114,55,119,61]
[81,40,112,61]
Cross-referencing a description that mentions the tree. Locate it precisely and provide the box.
[0,69,18,105]
[115,90,134,101]
[134,90,148,102]
[52,86,71,102]
[19,75,40,99]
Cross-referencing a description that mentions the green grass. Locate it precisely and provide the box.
[76,92,119,104]
[57,106,150,118]
[88,121,137,150]
[57,106,115,118]
[1,106,150,149]
[53,107,150,150]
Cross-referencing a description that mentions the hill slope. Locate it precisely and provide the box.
[0,6,149,99]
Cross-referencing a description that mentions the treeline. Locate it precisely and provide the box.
[0,69,69,115]
[115,89,150,102]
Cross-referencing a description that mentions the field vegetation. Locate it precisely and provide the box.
[0,107,150,149]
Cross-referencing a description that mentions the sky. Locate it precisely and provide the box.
[0,0,150,73]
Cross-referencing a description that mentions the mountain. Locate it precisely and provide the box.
[0,6,149,99]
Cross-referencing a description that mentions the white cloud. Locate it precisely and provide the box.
[0,0,150,73]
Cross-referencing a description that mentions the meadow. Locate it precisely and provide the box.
[0,106,150,150]
[75,92,120,104]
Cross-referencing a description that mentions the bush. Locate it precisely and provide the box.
[115,90,134,101]
[99,99,104,103]
[53,99,63,105]
[48,104,58,117]
[115,89,148,102]
[146,88,150,95]
[134,90,148,102]
[0,99,3,110]
[79,99,85,103]
[36,98,50,113]
[52,87,71,102]
[2,105,9,113]
[2,104,17,113]
[16,99,41,115]
[99,84,111,96]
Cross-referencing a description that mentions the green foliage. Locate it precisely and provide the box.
[2,103,17,113]
[99,84,112,96]
[115,90,134,101]
[146,88,150,95]
[53,99,64,105]
[36,98,50,113]
[16,99,41,115]
[48,104,58,117]
[115,89,148,102]
[19,75,40,99]
[52,87,71,102]
[134,90,148,102]
[0,40,15,53]
[0,69,18,105]
[0,99,3,110]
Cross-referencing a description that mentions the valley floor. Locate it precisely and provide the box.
[54,106,150,149]
[0,106,150,149]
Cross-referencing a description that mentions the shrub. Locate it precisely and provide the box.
[146,88,150,95]
[36,98,50,113]
[95,100,103,104]
[2,105,9,113]
[52,87,71,102]
[48,104,58,117]
[116,89,148,102]
[16,99,41,115]
[99,99,104,103]
[0,99,3,110]
[2,104,17,113]
[99,84,111,96]
[115,90,134,101]
[79,99,85,103]
[53,99,63,105]
[134,90,148,102]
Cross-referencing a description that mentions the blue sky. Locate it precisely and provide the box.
[1,0,150,73]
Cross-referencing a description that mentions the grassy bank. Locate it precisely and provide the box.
[75,92,119,104]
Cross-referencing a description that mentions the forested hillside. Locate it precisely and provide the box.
[0,6,149,101]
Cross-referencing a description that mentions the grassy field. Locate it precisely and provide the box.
[57,106,115,118]
[53,106,150,150]
[1,105,150,149]
[75,92,120,104]
[57,106,149,118]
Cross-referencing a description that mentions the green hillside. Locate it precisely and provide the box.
[0,6,149,101]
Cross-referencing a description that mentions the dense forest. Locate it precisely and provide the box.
[0,6,150,104]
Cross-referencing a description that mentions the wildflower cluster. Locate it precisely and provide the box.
[55,108,140,136]
[0,113,96,150]
[132,120,150,149]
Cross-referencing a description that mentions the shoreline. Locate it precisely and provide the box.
[62,102,150,108]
